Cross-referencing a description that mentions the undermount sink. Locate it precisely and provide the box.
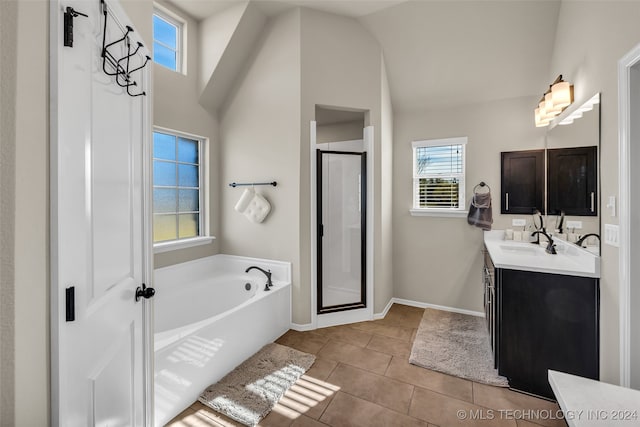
[499,244,539,254]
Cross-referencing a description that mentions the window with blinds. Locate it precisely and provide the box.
[412,137,467,211]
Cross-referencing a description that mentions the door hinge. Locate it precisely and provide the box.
[65,286,75,322]
[64,7,88,48]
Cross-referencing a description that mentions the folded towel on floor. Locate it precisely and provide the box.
[467,191,493,230]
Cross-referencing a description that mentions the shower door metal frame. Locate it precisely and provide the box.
[316,150,367,314]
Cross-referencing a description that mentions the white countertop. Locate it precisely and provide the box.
[484,230,600,278]
[549,370,640,426]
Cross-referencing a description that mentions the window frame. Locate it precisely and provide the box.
[152,5,185,74]
[410,137,468,218]
[152,126,213,253]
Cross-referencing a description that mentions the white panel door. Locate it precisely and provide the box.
[50,1,152,426]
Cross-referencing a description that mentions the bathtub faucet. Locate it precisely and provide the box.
[245,266,273,291]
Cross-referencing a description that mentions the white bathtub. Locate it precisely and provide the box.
[153,254,292,427]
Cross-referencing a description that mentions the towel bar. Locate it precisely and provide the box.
[229,181,277,188]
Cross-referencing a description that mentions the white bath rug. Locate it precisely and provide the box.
[409,308,509,387]
[198,342,315,426]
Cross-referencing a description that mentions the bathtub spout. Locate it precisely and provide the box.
[245,266,273,291]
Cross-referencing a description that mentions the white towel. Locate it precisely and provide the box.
[234,188,255,213]
[234,188,271,223]
[243,193,271,223]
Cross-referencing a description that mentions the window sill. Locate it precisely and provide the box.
[153,236,215,254]
[410,208,468,218]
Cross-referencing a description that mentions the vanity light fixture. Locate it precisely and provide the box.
[534,75,573,127]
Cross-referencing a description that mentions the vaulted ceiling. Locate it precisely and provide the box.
[169,0,561,112]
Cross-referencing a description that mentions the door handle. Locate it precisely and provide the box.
[135,283,155,302]
[505,193,509,211]
[591,192,595,212]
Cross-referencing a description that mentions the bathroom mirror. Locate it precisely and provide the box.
[545,93,601,253]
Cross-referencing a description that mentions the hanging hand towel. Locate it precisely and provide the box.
[243,193,271,223]
[467,191,493,230]
[234,188,255,213]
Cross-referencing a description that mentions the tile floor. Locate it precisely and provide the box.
[166,304,568,427]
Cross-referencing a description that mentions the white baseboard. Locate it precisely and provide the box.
[373,298,394,320]
[290,322,314,331]
[292,298,483,331]
[392,298,485,318]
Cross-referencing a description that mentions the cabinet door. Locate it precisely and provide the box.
[497,269,599,399]
[501,150,544,214]
[547,146,597,216]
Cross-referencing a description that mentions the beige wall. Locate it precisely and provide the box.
[219,9,302,315]
[198,2,247,94]
[379,56,394,312]
[1,2,18,425]
[150,1,220,269]
[316,120,364,144]
[550,0,640,385]
[300,8,392,318]
[0,1,50,425]
[393,97,545,312]
[121,0,221,269]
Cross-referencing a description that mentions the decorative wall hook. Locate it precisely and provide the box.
[64,6,89,47]
[100,1,148,97]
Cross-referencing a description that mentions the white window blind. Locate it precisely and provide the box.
[412,137,467,211]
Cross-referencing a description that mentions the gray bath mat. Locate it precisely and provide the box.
[409,308,509,387]
[198,342,316,426]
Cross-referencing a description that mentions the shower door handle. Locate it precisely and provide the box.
[135,283,155,302]
[319,224,324,237]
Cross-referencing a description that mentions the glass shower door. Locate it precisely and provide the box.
[317,150,366,314]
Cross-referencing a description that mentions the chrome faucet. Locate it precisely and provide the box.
[575,233,600,248]
[531,230,557,254]
[245,266,273,291]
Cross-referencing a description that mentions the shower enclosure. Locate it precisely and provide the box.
[316,150,367,313]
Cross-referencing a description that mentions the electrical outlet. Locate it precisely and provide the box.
[566,220,583,229]
[604,224,620,247]
[512,219,526,227]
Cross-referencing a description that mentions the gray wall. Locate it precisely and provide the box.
[549,0,640,385]
[0,1,50,425]
[300,8,393,317]
[316,120,364,144]
[219,8,393,325]
[1,2,18,425]
[148,0,220,269]
[219,9,303,317]
[393,97,544,312]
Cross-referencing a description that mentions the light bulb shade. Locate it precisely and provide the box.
[545,91,562,114]
[535,108,550,127]
[552,81,572,109]
[538,101,554,120]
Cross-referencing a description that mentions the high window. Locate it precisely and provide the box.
[411,137,467,216]
[152,8,183,72]
[152,129,205,246]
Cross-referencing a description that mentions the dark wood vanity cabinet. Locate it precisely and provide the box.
[547,146,598,216]
[496,268,600,399]
[500,150,544,214]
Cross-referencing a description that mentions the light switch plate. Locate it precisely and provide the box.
[606,196,617,217]
[604,224,620,247]
[512,219,526,227]
[566,220,583,229]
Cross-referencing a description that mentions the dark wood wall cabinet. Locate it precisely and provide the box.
[547,146,598,216]
[484,250,600,399]
[500,150,544,214]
